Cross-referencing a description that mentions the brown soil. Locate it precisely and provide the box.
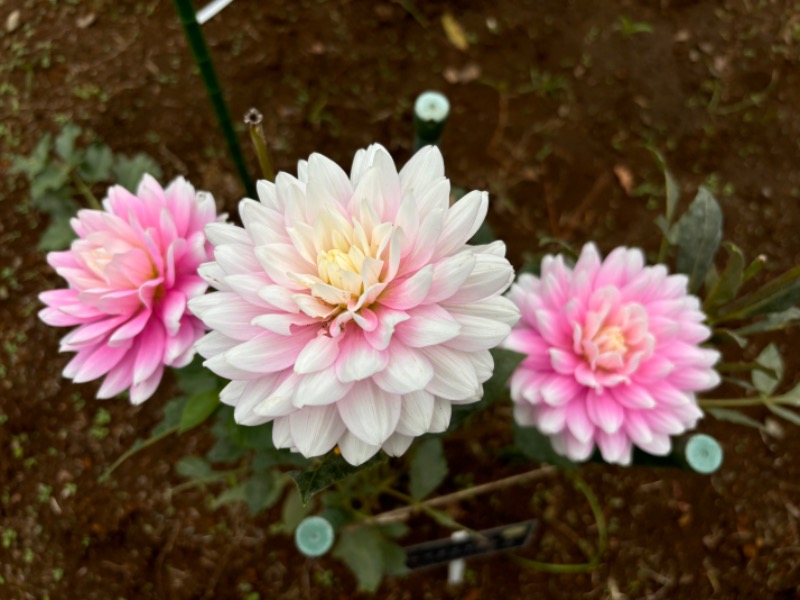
[3,0,800,598]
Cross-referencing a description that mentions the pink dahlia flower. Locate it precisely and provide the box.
[504,243,720,465]
[39,175,217,404]
[189,144,519,465]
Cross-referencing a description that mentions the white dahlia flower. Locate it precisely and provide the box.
[189,144,518,465]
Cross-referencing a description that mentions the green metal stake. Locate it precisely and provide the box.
[413,91,450,151]
[172,0,255,198]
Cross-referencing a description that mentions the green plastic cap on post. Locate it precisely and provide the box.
[295,516,334,557]
[684,434,723,474]
[413,91,450,150]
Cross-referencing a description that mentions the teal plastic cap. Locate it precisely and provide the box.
[684,434,723,474]
[295,516,334,557]
[414,91,450,123]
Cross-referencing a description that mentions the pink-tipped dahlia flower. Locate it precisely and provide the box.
[189,144,519,465]
[39,175,217,404]
[504,243,720,465]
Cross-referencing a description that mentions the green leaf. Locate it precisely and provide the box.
[112,153,162,192]
[483,348,526,402]
[79,143,113,183]
[174,355,221,396]
[705,242,745,311]
[675,187,723,294]
[409,437,448,500]
[333,527,405,591]
[281,487,310,533]
[153,397,188,435]
[291,452,387,505]
[244,471,286,515]
[734,308,800,336]
[178,390,219,433]
[514,421,576,469]
[213,483,247,509]
[37,218,76,251]
[716,264,800,322]
[469,221,495,245]
[30,163,70,202]
[649,148,679,222]
[752,343,783,396]
[176,456,214,480]
[767,404,800,426]
[10,134,53,179]
[706,407,765,430]
[54,123,82,163]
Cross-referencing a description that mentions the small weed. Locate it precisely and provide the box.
[52,568,64,582]
[90,408,111,439]
[617,16,654,37]
[38,483,53,503]
[23,548,35,564]
[2,528,17,549]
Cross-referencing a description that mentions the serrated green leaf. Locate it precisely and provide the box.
[767,403,800,426]
[54,123,82,163]
[79,143,113,183]
[291,452,387,505]
[706,407,765,430]
[30,163,70,202]
[409,437,447,500]
[514,421,576,468]
[178,390,219,433]
[37,218,76,251]
[244,471,286,515]
[676,187,723,294]
[333,527,385,592]
[112,153,162,192]
[752,343,783,396]
[176,456,214,480]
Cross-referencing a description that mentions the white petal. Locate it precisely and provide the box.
[337,380,401,445]
[396,390,435,436]
[379,265,433,310]
[294,334,341,374]
[373,343,434,394]
[294,367,353,407]
[446,253,514,304]
[445,296,521,327]
[253,373,301,417]
[308,152,354,205]
[435,190,489,257]
[399,146,444,198]
[394,304,460,348]
[382,432,414,457]
[338,431,381,466]
[205,222,249,246]
[335,331,389,382]
[421,346,480,401]
[425,251,477,304]
[428,397,452,433]
[444,312,512,352]
[225,329,315,373]
[289,405,347,458]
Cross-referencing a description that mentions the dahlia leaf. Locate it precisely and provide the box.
[409,437,448,500]
[484,348,527,402]
[332,527,386,592]
[280,487,310,534]
[176,456,214,480]
[54,122,82,164]
[37,218,77,252]
[291,452,387,505]
[79,143,113,183]
[704,242,745,311]
[244,471,286,515]
[178,389,219,433]
[716,264,800,321]
[752,343,783,396]
[706,408,765,430]
[676,187,723,294]
[213,484,247,509]
[113,153,163,193]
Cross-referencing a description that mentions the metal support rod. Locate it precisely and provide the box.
[172,0,255,198]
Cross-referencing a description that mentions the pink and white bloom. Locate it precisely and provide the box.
[39,176,217,404]
[505,243,720,465]
[189,144,518,465]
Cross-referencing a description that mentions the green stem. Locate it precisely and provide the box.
[71,172,101,210]
[99,425,179,482]
[699,395,798,408]
[169,466,249,495]
[513,473,607,574]
[172,0,255,198]
[244,108,275,182]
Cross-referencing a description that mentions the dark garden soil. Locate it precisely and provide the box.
[3,0,800,598]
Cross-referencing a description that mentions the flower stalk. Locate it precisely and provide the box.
[244,108,275,182]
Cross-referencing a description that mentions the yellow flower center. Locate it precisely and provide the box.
[597,326,627,355]
[317,247,367,296]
